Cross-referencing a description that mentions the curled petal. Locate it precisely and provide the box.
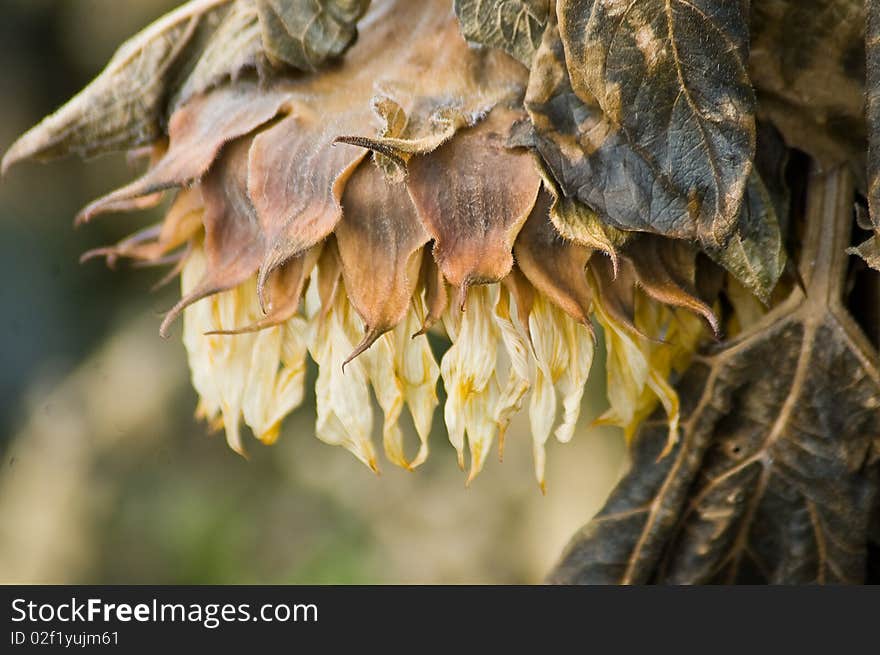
[441,285,502,481]
[514,189,594,327]
[624,236,719,336]
[492,285,533,457]
[527,296,594,488]
[161,137,265,337]
[182,244,309,455]
[78,84,289,222]
[308,286,378,473]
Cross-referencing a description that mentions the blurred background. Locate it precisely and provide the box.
[0,0,626,584]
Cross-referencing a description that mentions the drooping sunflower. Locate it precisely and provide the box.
[4,0,757,490]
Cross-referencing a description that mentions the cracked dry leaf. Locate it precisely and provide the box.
[751,0,866,176]
[550,168,880,584]
[454,0,549,66]
[256,0,370,71]
[556,0,756,249]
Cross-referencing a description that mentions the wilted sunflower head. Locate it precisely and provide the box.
[3,0,765,489]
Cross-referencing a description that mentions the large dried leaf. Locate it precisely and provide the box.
[2,0,233,171]
[751,0,866,176]
[256,0,370,71]
[550,168,880,584]
[453,0,549,66]
[555,0,755,248]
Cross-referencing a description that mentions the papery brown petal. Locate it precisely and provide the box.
[416,252,448,336]
[407,107,541,298]
[317,238,343,318]
[78,84,289,223]
[248,108,371,291]
[82,188,204,266]
[501,266,536,340]
[207,246,321,335]
[514,189,593,325]
[591,255,644,339]
[160,137,264,336]
[624,237,720,335]
[337,160,429,358]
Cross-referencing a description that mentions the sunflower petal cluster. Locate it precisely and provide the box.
[3,0,725,486]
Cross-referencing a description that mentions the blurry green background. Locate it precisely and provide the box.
[0,0,626,584]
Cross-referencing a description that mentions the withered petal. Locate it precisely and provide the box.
[336,160,429,360]
[624,237,720,335]
[407,107,541,297]
[161,136,264,336]
[207,246,321,335]
[81,188,203,266]
[77,84,289,223]
[514,189,594,326]
[415,252,448,336]
[248,109,371,292]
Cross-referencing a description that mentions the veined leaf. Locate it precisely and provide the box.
[556,0,756,249]
[550,168,880,584]
[256,0,370,71]
[709,172,786,304]
[454,0,549,66]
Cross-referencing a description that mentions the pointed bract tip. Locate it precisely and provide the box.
[1,129,41,178]
[457,282,470,312]
[342,327,383,373]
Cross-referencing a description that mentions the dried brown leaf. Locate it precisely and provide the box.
[550,168,880,584]
[752,0,866,175]
[555,0,755,248]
